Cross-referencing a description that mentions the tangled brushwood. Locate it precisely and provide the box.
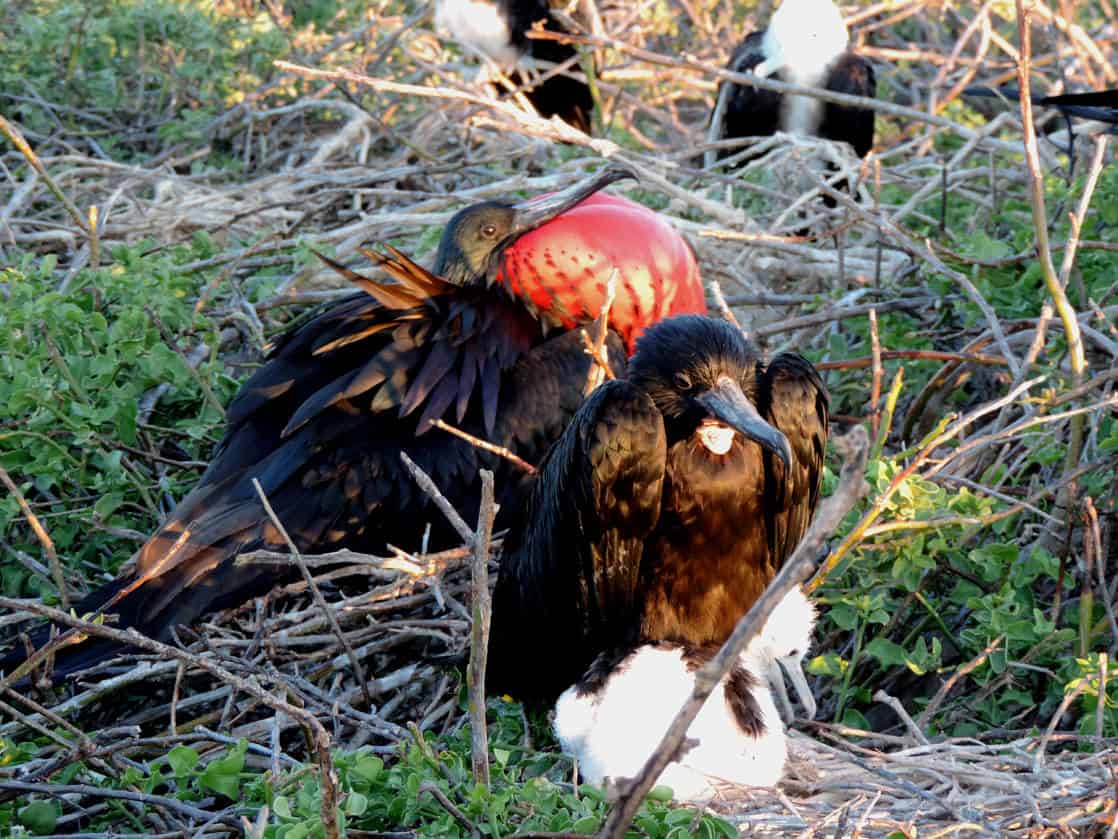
[1,0,1117,836]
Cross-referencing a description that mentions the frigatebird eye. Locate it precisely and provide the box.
[480,223,499,239]
[674,372,693,391]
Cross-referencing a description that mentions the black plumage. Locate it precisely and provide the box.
[487,315,828,702]
[435,0,594,132]
[706,0,876,166]
[3,168,635,682]
[964,86,1118,133]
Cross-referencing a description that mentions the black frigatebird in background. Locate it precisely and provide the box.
[487,315,829,706]
[435,0,594,132]
[705,0,876,167]
[3,167,707,682]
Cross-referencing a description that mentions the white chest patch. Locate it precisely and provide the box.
[762,0,850,137]
[698,421,735,455]
[435,0,520,67]
[553,645,789,801]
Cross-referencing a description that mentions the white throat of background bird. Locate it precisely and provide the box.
[435,0,521,68]
[759,0,850,136]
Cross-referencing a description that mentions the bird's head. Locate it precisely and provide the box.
[433,164,638,287]
[629,315,792,467]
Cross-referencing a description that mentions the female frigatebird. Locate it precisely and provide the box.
[3,167,706,681]
[705,0,875,167]
[487,315,828,705]
[435,0,594,132]
[553,585,817,799]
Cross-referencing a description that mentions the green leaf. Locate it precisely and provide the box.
[829,603,859,631]
[345,791,368,816]
[166,744,199,777]
[807,652,846,677]
[989,648,1007,674]
[199,740,246,799]
[273,795,293,819]
[93,491,126,520]
[900,637,943,676]
[571,815,600,831]
[841,708,871,729]
[18,799,60,834]
[665,808,696,826]
[350,753,383,783]
[865,637,908,669]
[707,816,739,838]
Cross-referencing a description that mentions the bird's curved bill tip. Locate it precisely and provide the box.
[696,376,792,468]
[778,654,817,720]
[509,164,638,234]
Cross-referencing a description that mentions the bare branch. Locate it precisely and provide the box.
[468,470,496,787]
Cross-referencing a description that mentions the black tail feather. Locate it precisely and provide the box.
[964,85,1118,128]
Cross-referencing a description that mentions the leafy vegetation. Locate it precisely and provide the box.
[2,699,737,838]
[0,243,238,591]
[1,0,1117,835]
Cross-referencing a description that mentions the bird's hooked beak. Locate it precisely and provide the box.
[506,164,638,239]
[765,654,817,722]
[695,376,793,468]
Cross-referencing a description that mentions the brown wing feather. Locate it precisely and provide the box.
[762,353,830,565]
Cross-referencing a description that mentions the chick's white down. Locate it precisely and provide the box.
[553,586,817,801]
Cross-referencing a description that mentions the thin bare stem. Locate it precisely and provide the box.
[431,419,537,475]
[467,470,496,787]
[0,115,91,236]
[0,596,342,839]
[809,376,1046,592]
[399,452,475,546]
[0,465,68,609]
[869,309,883,444]
[582,268,618,395]
[251,478,372,707]
[1014,0,1088,538]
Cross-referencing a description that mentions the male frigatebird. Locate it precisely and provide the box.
[487,314,829,706]
[553,585,817,799]
[435,0,594,132]
[3,167,706,682]
[705,0,875,167]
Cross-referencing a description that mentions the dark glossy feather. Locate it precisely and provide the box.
[489,380,667,701]
[819,53,876,157]
[6,247,627,679]
[500,0,593,132]
[717,33,781,149]
[762,353,829,562]
[964,85,1118,132]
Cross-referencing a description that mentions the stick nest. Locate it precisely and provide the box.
[2,0,1118,835]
